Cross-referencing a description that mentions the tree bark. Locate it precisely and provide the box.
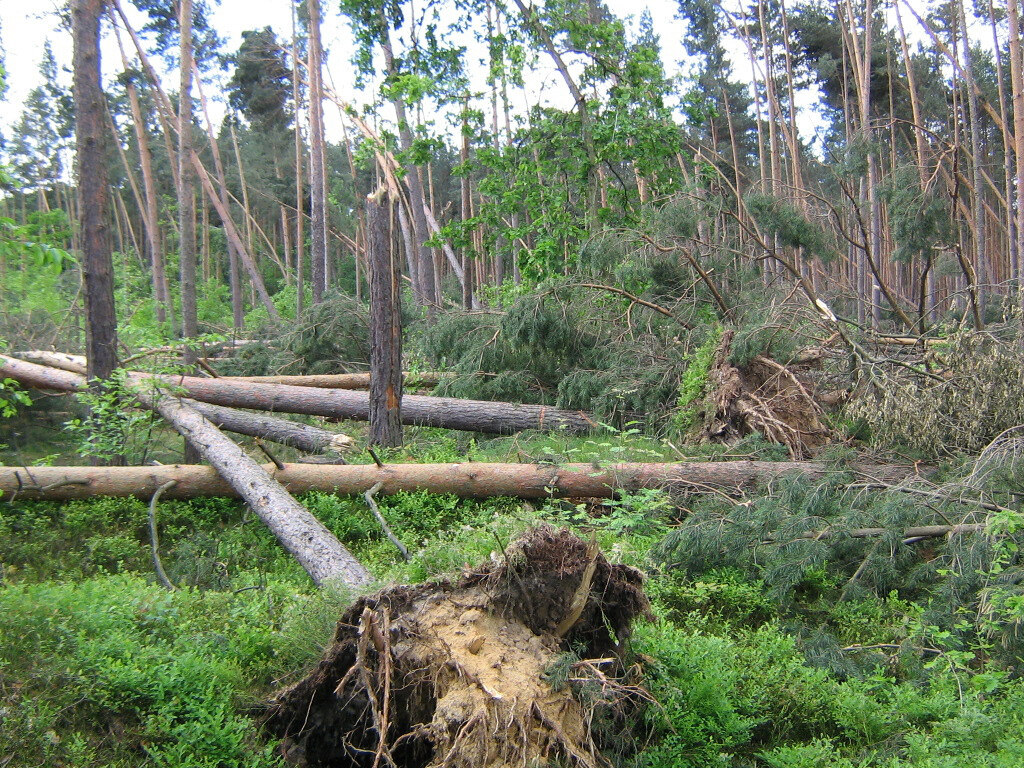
[184,400,354,454]
[308,0,328,303]
[291,2,306,316]
[377,8,437,310]
[220,372,450,389]
[72,0,118,383]
[0,355,597,435]
[178,0,198,362]
[0,460,924,502]
[125,76,170,327]
[9,353,450,389]
[130,389,370,588]
[367,190,403,447]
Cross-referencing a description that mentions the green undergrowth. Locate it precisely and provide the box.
[3,445,1024,766]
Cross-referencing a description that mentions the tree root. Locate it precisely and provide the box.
[264,526,650,768]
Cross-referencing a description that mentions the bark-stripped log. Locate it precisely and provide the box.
[11,351,87,373]
[132,389,370,588]
[0,460,922,501]
[0,355,596,435]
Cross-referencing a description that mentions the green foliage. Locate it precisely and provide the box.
[65,372,158,464]
[673,325,721,432]
[228,292,372,375]
[882,165,952,263]
[419,283,693,427]
[0,575,288,768]
[744,192,837,263]
[0,377,31,418]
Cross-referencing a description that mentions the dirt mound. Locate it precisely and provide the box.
[700,329,831,458]
[264,526,650,768]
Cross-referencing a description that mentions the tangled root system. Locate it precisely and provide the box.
[264,526,650,768]
[701,329,831,458]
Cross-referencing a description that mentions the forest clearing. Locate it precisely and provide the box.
[5,0,1024,766]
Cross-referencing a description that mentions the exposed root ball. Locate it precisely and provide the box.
[264,526,649,768]
[701,329,831,458]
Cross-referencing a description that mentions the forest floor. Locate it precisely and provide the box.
[2,409,1024,767]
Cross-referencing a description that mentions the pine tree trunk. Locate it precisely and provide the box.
[0,355,597,436]
[291,3,306,317]
[73,0,118,383]
[1007,0,1024,293]
[178,0,198,364]
[308,0,328,303]
[196,71,244,330]
[125,79,169,326]
[0,460,923,503]
[959,0,988,317]
[135,390,370,588]
[367,191,403,447]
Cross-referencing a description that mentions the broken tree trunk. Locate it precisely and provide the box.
[0,459,923,501]
[132,385,370,588]
[0,356,353,454]
[0,355,596,435]
[367,188,403,447]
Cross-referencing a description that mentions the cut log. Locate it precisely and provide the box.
[184,400,354,454]
[0,355,596,435]
[131,386,370,588]
[0,460,923,501]
[153,375,597,434]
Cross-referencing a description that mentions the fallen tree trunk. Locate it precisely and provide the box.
[0,459,922,501]
[219,372,452,389]
[12,352,452,389]
[133,387,370,588]
[185,399,354,454]
[11,350,88,373]
[0,355,596,435]
[0,356,354,454]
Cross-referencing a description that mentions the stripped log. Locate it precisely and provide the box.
[0,460,923,501]
[0,355,596,435]
[11,351,87,373]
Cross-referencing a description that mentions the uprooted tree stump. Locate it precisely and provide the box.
[264,527,650,768]
[700,330,831,459]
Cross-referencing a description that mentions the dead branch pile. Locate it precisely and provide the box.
[264,526,650,768]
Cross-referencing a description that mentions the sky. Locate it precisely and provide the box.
[0,0,696,141]
[0,0,842,164]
